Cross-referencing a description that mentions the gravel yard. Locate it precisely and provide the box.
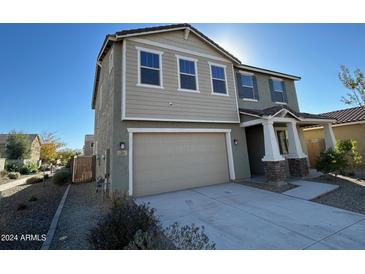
[0,180,67,250]
[310,174,365,215]
[50,182,111,250]
[237,180,297,193]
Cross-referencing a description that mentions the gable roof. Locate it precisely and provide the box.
[92,24,301,109]
[320,106,365,125]
[240,105,335,121]
[0,134,41,144]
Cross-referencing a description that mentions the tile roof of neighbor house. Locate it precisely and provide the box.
[320,106,365,125]
[240,105,334,120]
[0,134,40,144]
[92,23,301,108]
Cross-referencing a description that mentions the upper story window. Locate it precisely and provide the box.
[270,78,287,104]
[237,72,259,101]
[210,63,227,95]
[137,47,163,88]
[177,56,198,92]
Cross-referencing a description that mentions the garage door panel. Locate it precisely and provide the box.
[133,132,229,197]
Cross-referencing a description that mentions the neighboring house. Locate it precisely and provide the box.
[83,134,94,156]
[92,23,336,197]
[0,134,42,162]
[304,106,365,168]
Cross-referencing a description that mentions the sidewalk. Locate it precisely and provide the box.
[282,180,338,200]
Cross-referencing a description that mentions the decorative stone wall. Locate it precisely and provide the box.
[263,160,287,185]
[287,157,309,178]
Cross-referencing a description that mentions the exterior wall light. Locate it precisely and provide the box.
[234,139,238,145]
[120,142,126,150]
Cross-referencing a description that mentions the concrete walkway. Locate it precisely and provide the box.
[282,180,339,200]
[137,183,365,250]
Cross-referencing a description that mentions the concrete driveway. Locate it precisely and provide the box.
[136,183,365,249]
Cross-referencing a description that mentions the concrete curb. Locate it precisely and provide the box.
[41,184,71,250]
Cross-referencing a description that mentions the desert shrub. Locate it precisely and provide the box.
[5,163,20,172]
[89,196,216,250]
[52,168,71,185]
[163,222,216,250]
[88,197,160,249]
[19,162,38,175]
[8,172,20,179]
[26,175,44,184]
[316,139,362,176]
[17,203,27,211]
[124,228,176,250]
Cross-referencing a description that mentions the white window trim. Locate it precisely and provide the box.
[242,98,258,102]
[275,101,287,105]
[136,46,164,89]
[127,128,235,196]
[176,55,200,93]
[209,62,228,96]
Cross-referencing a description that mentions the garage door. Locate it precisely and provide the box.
[133,132,230,196]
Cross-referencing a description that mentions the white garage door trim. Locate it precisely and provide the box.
[127,128,236,196]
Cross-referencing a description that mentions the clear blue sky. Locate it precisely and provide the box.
[1,23,364,149]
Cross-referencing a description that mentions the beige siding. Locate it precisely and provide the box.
[141,30,230,60]
[235,70,300,112]
[124,32,239,122]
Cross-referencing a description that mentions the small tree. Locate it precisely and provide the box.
[338,65,365,106]
[5,131,31,160]
[40,131,65,164]
[57,149,80,166]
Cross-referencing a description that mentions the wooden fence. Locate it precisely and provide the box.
[70,155,96,183]
[307,138,325,168]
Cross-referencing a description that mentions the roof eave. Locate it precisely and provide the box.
[235,64,301,80]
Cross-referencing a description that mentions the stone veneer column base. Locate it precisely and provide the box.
[287,157,309,178]
[263,160,287,185]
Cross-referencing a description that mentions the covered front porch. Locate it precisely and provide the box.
[241,106,336,184]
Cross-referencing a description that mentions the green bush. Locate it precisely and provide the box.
[88,196,216,250]
[52,168,71,185]
[26,175,44,184]
[5,163,20,172]
[316,139,362,175]
[8,172,20,179]
[19,162,38,175]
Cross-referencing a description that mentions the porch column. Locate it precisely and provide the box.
[323,123,336,149]
[261,121,286,184]
[287,121,307,159]
[262,121,285,162]
[286,121,309,177]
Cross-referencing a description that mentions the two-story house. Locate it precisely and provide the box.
[91,24,336,197]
